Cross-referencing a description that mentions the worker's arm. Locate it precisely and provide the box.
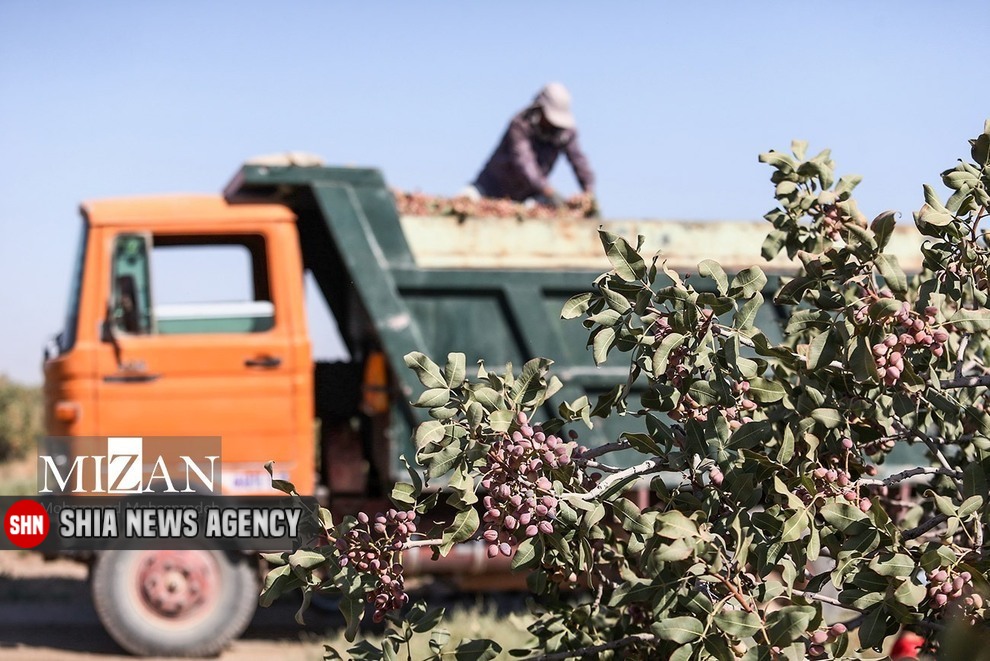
[563,131,595,194]
[508,118,552,196]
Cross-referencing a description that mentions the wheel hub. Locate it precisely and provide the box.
[136,551,219,619]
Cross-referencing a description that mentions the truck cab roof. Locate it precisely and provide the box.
[81,194,295,228]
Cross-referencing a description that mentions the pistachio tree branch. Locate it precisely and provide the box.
[793,589,859,612]
[855,466,962,488]
[904,514,949,541]
[402,537,445,550]
[568,458,665,501]
[939,374,990,389]
[578,439,631,461]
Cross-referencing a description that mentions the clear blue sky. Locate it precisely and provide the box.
[1,1,988,384]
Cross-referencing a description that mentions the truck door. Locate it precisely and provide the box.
[94,228,309,494]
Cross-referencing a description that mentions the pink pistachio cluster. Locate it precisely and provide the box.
[810,465,872,513]
[853,301,948,387]
[668,379,758,430]
[927,568,983,623]
[480,412,576,558]
[819,203,866,241]
[334,509,416,622]
[806,623,848,658]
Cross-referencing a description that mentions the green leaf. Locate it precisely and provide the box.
[835,174,863,198]
[728,420,773,450]
[653,332,686,378]
[611,498,652,536]
[869,553,915,577]
[472,386,501,411]
[762,230,788,260]
[875,254,907,294]
[759,150,796,173]
[599,230,647,281]
[857,607,888,650]
[729,266,768,299]
[698,259,729,295]
[410,606,445,635]
[449,639,502,660]
[656,510,699,540]
[766,605,817,647]
[414,420,445,450]
[510,357,553,406]
[390,482,417,506]
[850,336,881,383]
[780,510,808,543]
[958,495,983,517]
[593,326,617,365]
[426,442,461,479]
[868,299,902,320]
[415,387,450,408]
[439,508,479,555]
[687,380,720,407]
[587,308,622,326]
[510,536,543,570]
[806,330,834,371]
[488,409,514,432]
[735,292,764,330]
[650,616,704,644]
[892,578,926,608]
[561,292,593,319]
[962,462,988,500]
[819,501,868,532]
[341,595,363,642]
[259,564,297,607]
[601,284,633,314]
[747,377,786,403]
[404,352,447,389]
[950,308,990,331]
[714,610,763,638]
[622,432,665,456]
[810,408,842,429]
[786,309,831,334]
[916,203,954,227]
[444,353,466,388]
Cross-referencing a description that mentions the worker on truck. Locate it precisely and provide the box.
[464,82,597,210]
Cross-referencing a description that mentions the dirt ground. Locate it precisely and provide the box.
[0,550,334,661]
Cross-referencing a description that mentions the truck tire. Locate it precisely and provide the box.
[91,549,258,657]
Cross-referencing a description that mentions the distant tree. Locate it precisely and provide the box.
[0,375,42,462]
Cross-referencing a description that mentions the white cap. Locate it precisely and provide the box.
[534,82,576,129]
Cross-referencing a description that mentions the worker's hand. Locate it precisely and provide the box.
[569,192,600,218]
[537,186,565,208]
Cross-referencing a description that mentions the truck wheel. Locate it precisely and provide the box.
[91,549,258,657]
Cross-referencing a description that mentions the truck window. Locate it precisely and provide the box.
[109,234,274,335]
[110,234,154,335]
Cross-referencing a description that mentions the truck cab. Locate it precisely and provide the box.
[44,196,316,495]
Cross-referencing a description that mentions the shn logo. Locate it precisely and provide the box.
[38,436,220,494]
